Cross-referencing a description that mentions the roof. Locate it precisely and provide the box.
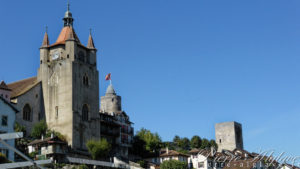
[223,159,260,169]
[87,33,96,49]
[160,150,189,157]
[0,97,19,112]
[106,84,116,95]
[0,81,11,91]
[51,26,81,46]
[41,32,49,48]
[7,77,39,98]
[28,136,66,146]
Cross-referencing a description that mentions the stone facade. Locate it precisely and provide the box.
[215,121,244,152]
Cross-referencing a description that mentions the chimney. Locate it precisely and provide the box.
[0,81,12,102]
[51,132,54,138]
[41,135,44,140]
[166,147,169,155]
[211,146,215,156]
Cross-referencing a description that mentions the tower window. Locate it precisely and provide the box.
[23,104,31,121]
[55,106,58,119]
[219,139,222,143]
[83,74,89,86]
[82,104,89,121]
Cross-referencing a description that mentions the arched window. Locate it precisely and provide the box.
[23,104,31,121]
[82,104,89,121]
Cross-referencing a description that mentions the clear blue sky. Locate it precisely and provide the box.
[1,0,299,157]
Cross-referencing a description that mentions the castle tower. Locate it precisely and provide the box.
[100,84,122,114]
[215,121,244,152]
[37,4,100,150]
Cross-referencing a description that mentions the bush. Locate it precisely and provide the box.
[0,153,9,164]
[86,139,111,160]
[31,120,47,139]
[160,160,188,169]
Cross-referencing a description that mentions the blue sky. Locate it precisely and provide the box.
[0,0,300,157]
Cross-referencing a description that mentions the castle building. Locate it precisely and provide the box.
[7,5,101,151]
[100,84,134,159]
[215,121,244,152]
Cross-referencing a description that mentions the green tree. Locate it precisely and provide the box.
[160,160,188,169]
[31,120,47,139]
[178,137,190,150]
[86,139,111,160]
[201,138,210,149]
[136,128,162,153]
[209,139,218,149]
[190,135,202,149]
[130,135,147,157]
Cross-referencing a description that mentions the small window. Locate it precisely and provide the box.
[35,94,38,98]
[219,139,222,143]
[83,74,89,86]
[1,116,7,126]
[40,60,43,64]
[55,106,58,118]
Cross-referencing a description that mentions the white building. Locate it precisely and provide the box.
[0,81,18,161]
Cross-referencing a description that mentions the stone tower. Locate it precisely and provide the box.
[37,4,100,150]
[215,121,244,152]
[100,84,122,114]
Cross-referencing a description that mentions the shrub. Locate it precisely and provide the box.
[86,139,111,160]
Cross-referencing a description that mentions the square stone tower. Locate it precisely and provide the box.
[215,121,244,152]
[37,6,100,150]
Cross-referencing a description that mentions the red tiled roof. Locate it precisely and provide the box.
[7,77,39,98]
[51,26,81,46]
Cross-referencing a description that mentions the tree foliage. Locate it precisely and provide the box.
[31,120,48,139]
[190,135,202,149]
[160,160,188,169]
[200,138,210,149]
[86,139,111,160]
[136,128,162,153]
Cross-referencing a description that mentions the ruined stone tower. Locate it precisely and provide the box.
[215,121,244,152]
[37,4,100,150]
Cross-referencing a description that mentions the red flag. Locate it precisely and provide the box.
[105,73,111,81]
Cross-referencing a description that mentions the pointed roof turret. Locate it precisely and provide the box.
[41,27,49,47]
[87,29,96,49]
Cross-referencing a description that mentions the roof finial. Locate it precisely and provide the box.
[45,26,48,33]
[67,0,70,11]
[89,28,92,35]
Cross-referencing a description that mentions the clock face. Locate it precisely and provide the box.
[52,52,60,60]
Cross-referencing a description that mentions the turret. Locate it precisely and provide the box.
[100,84,122,114]
[87,30,97,66]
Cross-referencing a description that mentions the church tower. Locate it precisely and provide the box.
[37,3,100,150]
